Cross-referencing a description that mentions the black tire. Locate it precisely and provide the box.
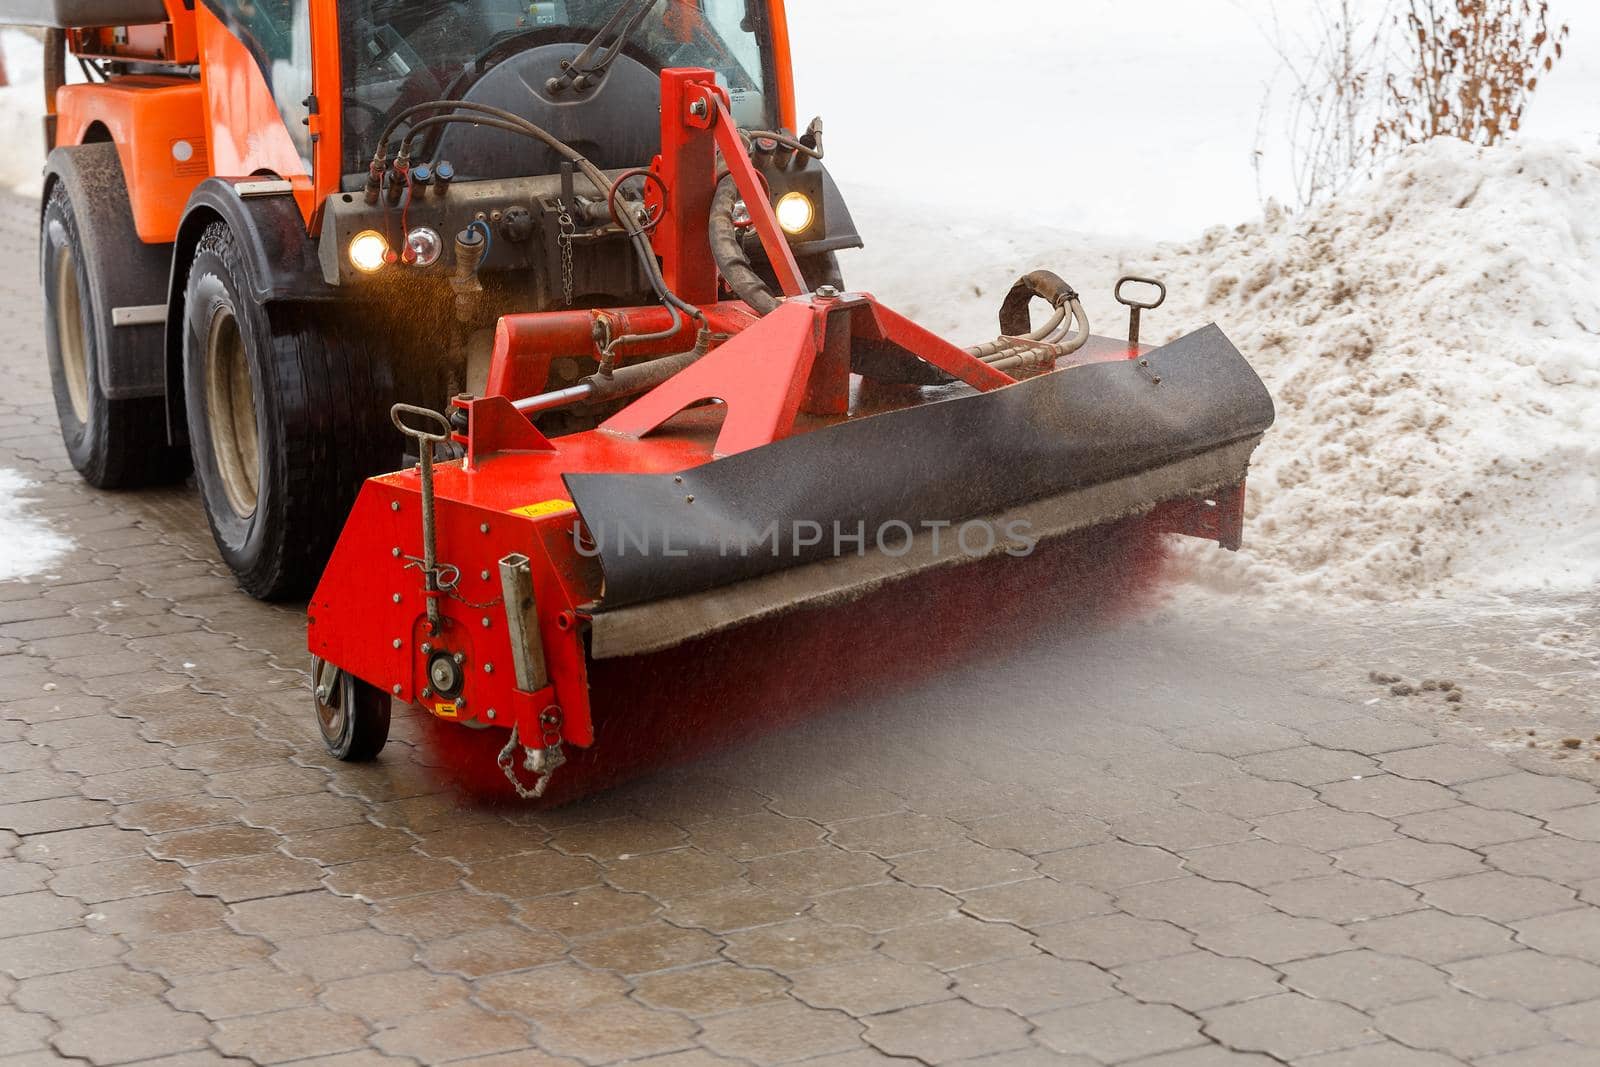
[313,656,391,761]
[182,222,403,600]
[41,164,189,488]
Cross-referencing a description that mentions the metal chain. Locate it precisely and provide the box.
[556,204,576,307]
[495,709,567,800]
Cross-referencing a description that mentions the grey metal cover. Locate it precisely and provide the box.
[0,0,166,28]
[568,323,1276,629]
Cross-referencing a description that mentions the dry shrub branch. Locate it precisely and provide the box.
[1376,0,1570,148]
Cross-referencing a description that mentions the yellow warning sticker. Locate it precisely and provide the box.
[511,499,576,520]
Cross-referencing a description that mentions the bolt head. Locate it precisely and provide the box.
[392,639,402,650]
[453,652,465,665]
[487,708,496,720]
[421,687,432,699]
[392,547,401,557]
[480,570,490,581]
[390,501,400,512]
[392,593,402,604]
[392,684,402,695]
[479,523,490,534]
[314,685,327,701]
[421,643,432,654]
[484,663,494,674]
[815,284,840,298]
[481,617,491,628]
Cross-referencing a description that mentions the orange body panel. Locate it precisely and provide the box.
[56,77,208,243]
[194,3,316,223]
[767,0,797,133]
[57,0,791,241]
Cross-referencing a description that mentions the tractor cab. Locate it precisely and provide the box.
[339,0,780,182]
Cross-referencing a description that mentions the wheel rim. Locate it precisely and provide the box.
[313,658,348,744]
[204,307,260,519]
[54,244,90,424]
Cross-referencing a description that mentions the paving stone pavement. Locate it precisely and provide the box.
[5,193,1600,1066]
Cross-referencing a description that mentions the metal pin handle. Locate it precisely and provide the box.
[390,404,453,443]
[1115,276,1168,350]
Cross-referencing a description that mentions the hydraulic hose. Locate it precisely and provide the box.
[709,177,782,315]
[375,100,704,365]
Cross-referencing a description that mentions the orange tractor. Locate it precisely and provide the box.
[14,0,848,597]
[9,0,1274,797]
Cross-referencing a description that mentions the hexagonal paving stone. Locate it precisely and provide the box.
[1373,991,1553,1059]
[864,1000,1032,1062]
[1118,876,1275,930]
[956,952,1115,1015]
[50,1003,214,1064]
[1253,807,1398,852]
[1350,909,1516,964]
[697,1001,863,1064]
[417,923,566,978]
[602,848,744,896]
[1181,839,1334,886]
[958,877,1113,930]
[878,915,1036,970]
[210,1006,373,1064]
[1279,949,1449,1010]
[166,965,319,1020]
[12,964,167,1021]
[690,811,824,859]
[1194,913,1354,964]
[790,956,950,1015]
[1037,912,1195,968]
[1510,909,1600,965]
[1318,776,1457,818]
[271,928,417,982]
[1201,991,1378,1060]
[1418,871,1577,922]
[1036,841,1185,890]
[520,885,663,936]
[1114,950,1283,1011]
[1035,996,1204,1062]
[370,1003,534,1062]
[1265,873,1421,923]
[827,812,969,856]
[1446,950,1600,1009]
[1336,838,1487,885]
[744,847,889,896]
[721,918,876,974]
[809,880,954,932]
[1457,774,1598,817]
[1397,807,1545,849]
[635,961,789,1015]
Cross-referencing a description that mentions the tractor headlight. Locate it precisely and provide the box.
[775,192,815,236]
[404,227,442,267]
[348,230,390,274]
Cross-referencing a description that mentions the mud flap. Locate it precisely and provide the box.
[567,324,1275,658]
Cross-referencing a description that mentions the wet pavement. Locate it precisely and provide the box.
[5,194,1600,1066]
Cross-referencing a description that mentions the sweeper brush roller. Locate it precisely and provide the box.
[306,67,1274,800]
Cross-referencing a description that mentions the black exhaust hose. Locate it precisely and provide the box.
[709,178,782,316]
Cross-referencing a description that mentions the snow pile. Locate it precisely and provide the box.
[1148,139,1600,601]
[0,469,70,580]
[0,30,47,196]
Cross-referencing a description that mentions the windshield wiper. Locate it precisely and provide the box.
[547,0,659,95]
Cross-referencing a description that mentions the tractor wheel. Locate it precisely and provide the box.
[312,656,391,761]
[181,222,403,600]
[40,156,189,488]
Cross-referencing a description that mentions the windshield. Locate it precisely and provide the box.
[339,0,775,179]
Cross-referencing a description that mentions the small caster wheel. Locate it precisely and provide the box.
[311,655,391,761]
